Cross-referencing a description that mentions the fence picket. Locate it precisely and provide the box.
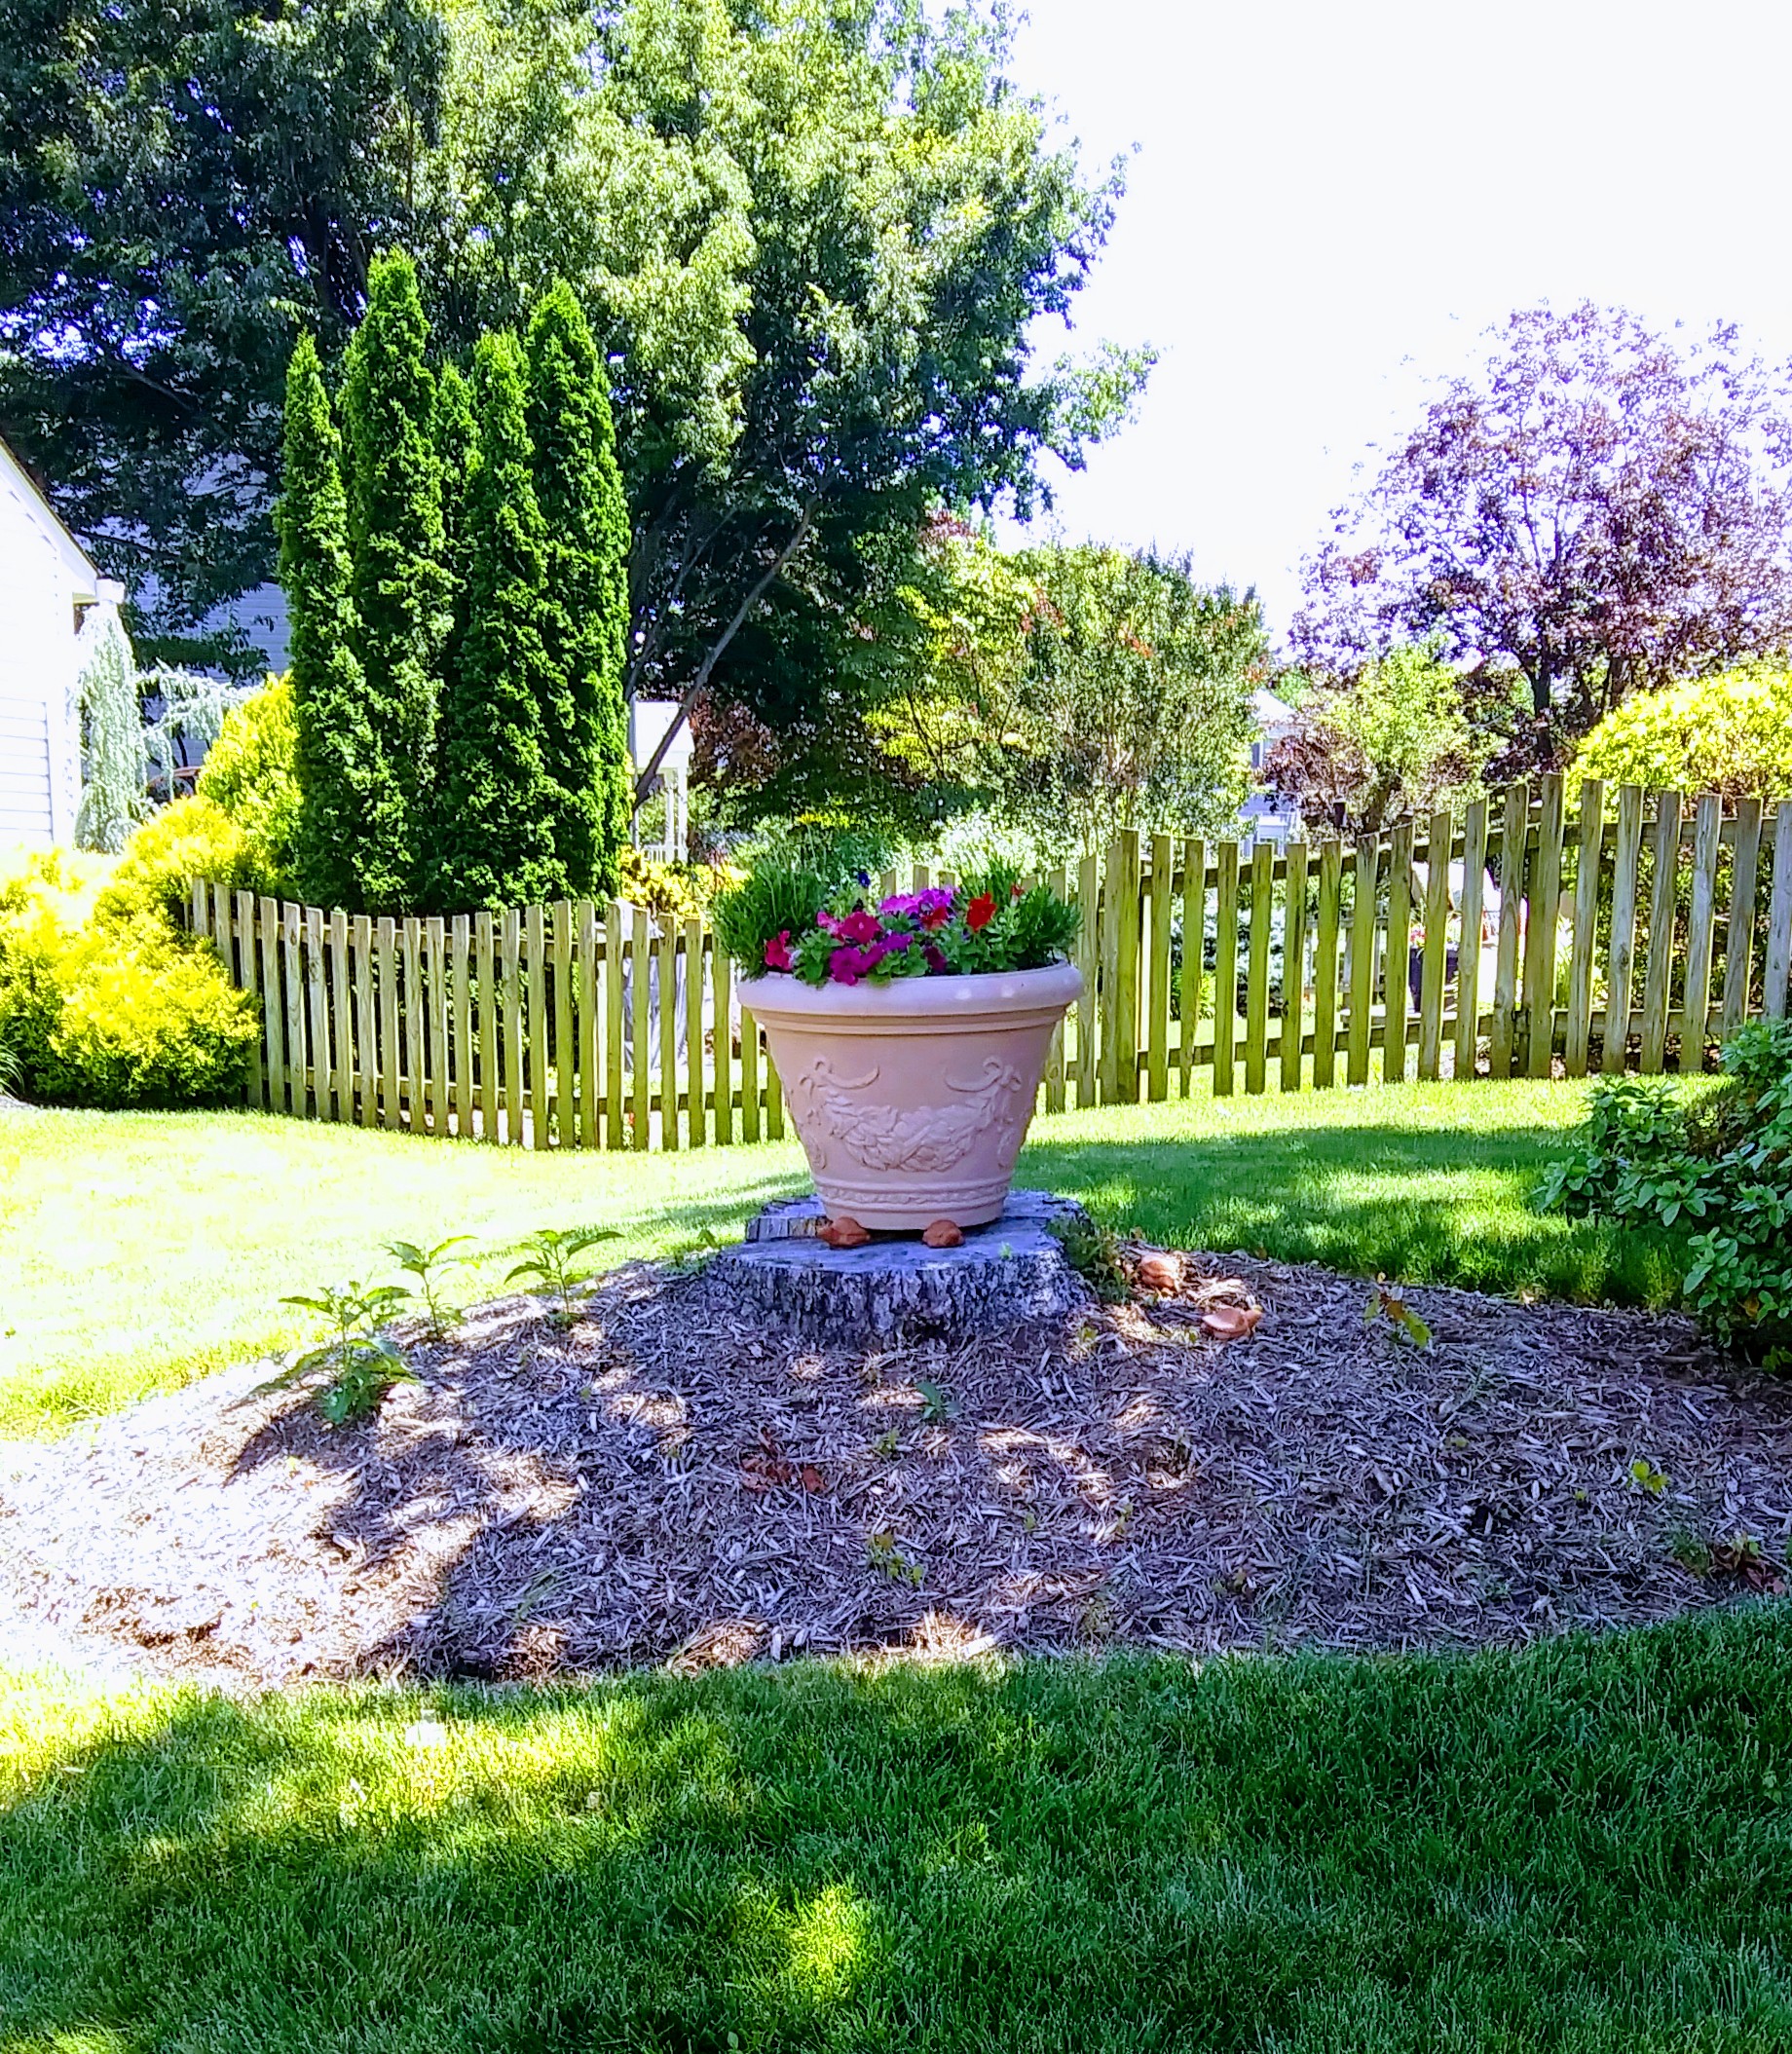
[1563,779,1604,1077]
[525,905,548,1149]
[1179,839,1205,1096]
[401,918,424,1132]
[377,915,400,1131]
[1383,820,1413,1084]
[686,917,706,1146]
[1417,809,1451,1081]
[1523,773,1564,1078]
[1721,798,1764,1032]
[426,915,449,1136]
[1045,865,1068,1113]
[552,901,576,1148]
[475,912,498,1141]
[1490,781,1528,1078]
[765,1037,785,1140]
[1245,840,1272,1095]
[237,889,264,1109]
[577,903,599,1148]
[1147,833,1173,1101]
[282,904,307,1117]
[353,915,375,1127]
[501,909,524,1145]
[1347,836,1377,1086]
[1313,839,1341,1088]
[1454,800,1487,1082]
[452,915,473,1138]
[655,917,679,1150]
[713,932,734,1144]
[740,990,762,1144]
[1602,785,1645,1072]
[329,908,353,1121]
[1766,801,1792,1018]
[631,908,651,1149]
[1639,791,1682,1074]
[1074,850,1100,1107]
[1682,792,1722,1070]
[606,902,626,1150]
[1213,840,1241,1095]
[1281,840,1309,1092]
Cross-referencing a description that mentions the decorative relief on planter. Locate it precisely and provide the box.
[787,1055,1025,1175]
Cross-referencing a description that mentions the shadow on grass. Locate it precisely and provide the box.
[5,1609,1792,2050]
[1021,1115,1685,1308]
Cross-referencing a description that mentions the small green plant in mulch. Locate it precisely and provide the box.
[385,1236,472,1339]
[1364,1279,1431,1348]
[506,1225,621,1327]
[1049,1213,1129,1303]
[915,1378,957,1424]
[866,1530,923,1587]
[262,1279,417,1425]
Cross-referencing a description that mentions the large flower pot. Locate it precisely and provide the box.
[743,959,1083,1230]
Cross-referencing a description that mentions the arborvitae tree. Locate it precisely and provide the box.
[526,280,632,899]
[430,332,559,910]
[276,334,371,909]
[431,358,477,743]
[338,249,446,908]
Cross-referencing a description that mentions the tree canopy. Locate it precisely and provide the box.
[1,0,1142,726]
[1295,304,1792,770]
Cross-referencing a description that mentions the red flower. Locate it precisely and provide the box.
[919,902,952,931]
[764,930,793,972]
[966,892,996,933]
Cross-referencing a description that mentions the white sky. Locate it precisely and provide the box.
[1002,0,1792,647]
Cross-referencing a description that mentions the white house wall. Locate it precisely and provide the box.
[0,445,90,847]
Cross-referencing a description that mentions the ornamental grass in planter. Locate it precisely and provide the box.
[714,856,1081,1230]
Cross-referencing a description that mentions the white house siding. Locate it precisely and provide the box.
[0,440,95,847]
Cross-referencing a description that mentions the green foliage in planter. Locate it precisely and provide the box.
[195,675,302,901]
[430,331,559,911]
[1537,1021,1792,1359]
[1572,662,1792,801]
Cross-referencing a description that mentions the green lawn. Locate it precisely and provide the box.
[4,1609,1791,2050]
[0,1078,1679,1433]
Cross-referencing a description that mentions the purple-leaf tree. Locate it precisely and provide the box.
[1294,304,1792,769]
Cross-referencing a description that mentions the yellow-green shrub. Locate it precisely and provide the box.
[196,675,301,899]
[96,796,251,925]
[0,843,257,1109]
[1572,664,1792,800]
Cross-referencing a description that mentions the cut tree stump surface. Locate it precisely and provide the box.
[718,1190,1088,1343]
[4,1251,1790,1690]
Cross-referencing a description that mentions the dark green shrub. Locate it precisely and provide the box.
[1538,1022,1792,1360]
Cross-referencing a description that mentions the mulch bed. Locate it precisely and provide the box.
[4,1251,1791,1689]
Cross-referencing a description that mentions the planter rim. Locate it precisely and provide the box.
[739,956,1082,1023]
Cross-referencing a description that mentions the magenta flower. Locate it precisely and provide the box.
[764,930,794,972]
[838,908,882,946]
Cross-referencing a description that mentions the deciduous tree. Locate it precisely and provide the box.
[1296,304,1792,769]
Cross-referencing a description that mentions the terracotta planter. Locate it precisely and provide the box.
[743,959,1082,1230]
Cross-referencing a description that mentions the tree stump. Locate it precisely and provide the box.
[709,1190,1092,1346]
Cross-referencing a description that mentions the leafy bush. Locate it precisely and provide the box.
[1537,1022,1792,1359]
[95,796,252,925]
[615,844,714,923]
[195,675,302,899]
[1571,663,1792,801]
[0,843,257,1109]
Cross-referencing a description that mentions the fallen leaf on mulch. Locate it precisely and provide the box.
[800,1464,826,1494]
[1201,1303,1262,1340]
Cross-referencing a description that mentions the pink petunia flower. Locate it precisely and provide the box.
[764,930,794,971]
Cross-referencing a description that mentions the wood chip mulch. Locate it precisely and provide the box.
[3,1253,1791,1689]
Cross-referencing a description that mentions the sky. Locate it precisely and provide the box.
[999,0,1792,647]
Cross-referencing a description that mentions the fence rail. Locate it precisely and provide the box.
[188,772,1792,1150]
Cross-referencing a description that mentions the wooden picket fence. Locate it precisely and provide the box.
[188,771,1792,1149]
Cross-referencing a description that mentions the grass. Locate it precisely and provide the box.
[0,1078,1680,1434]
[3,1608,1791,2049]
